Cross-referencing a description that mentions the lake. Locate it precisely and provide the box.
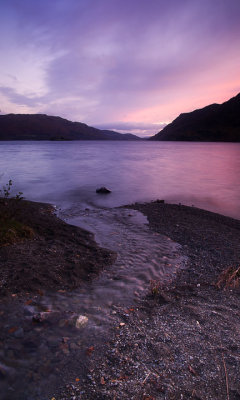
[0,140,240,219]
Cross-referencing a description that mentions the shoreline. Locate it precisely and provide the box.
[126,201,240,287]
[59,200,240,400]
[0,199,240,399]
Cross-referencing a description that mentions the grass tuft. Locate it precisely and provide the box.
[0,180,34,246]
[149,279,165,297]
[0,218,34,246]
[216,265,240,289]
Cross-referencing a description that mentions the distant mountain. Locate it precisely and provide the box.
[150,93,240,141]
[0,114,140,141]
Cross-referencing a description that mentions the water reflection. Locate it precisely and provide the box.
[0,141,239,218]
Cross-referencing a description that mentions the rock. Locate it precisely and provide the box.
[32,311,57,323]
[67,314,88,329]
[13,328,24,338]
[70,342,79,351]
[32,313,45,323]
[47,337,60,348]
[0,362,14,378]
[59,319,67,327]
[6,350,15,358]
[75,315,88,329]
[23,307,34,316]
[96,187,111,194]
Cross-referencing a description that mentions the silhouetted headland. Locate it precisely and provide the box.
[150,92,240,141]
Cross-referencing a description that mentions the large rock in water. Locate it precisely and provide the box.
[96,187,111,194]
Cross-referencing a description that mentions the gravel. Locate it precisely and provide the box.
[57,201,240,400]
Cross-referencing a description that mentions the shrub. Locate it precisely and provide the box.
[0,180,34,246]
[0,179,23,201]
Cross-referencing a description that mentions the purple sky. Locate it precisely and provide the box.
[0,0,240,137]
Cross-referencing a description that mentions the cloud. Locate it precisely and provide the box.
[0,0,240,126]
[0,86,45,107]
[95,121,167,137]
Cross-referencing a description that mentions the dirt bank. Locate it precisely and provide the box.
[0,200,116,297]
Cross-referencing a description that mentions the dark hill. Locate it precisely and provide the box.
[150,93,240,141]
[0,114,140,141]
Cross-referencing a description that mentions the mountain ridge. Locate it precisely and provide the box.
[150,93,240,142]
[0,113,140,141]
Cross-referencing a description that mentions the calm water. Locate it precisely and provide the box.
[0,140,240,218]
[0,140,240,399]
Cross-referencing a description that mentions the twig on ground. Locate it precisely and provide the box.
[220,340,230,400]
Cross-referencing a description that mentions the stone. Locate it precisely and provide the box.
[75,315,88,329]
[70,342,79,351]
[24,307,34,316]
[96,187,111,194]
[47,337,60,348]
[59,319,67,327]
[32,313,45,323]
[13,328,24,338]
[0,363,12,378]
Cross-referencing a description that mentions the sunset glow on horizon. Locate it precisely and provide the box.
[0,0,240,137]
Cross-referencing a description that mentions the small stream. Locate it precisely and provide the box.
[0,206,187,400]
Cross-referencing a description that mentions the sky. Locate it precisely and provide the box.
[0,0,240,137]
